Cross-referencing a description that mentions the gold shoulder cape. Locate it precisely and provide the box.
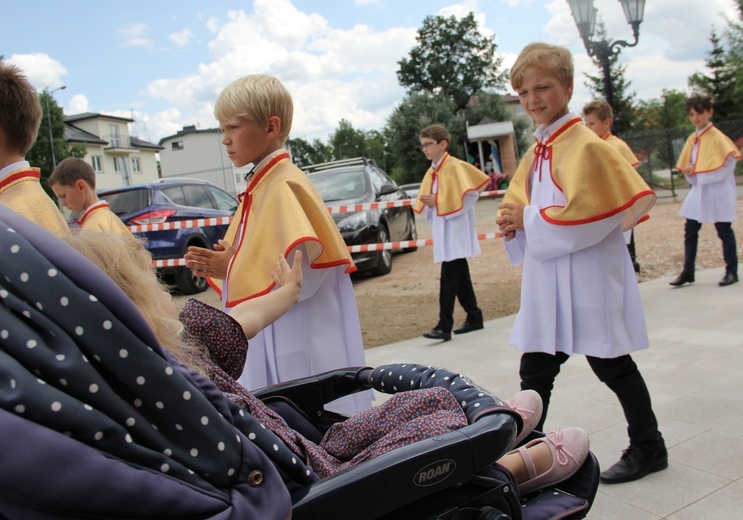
[675,124,742,174]
[604,134,640,167]
[413,154,489,216]
[209,152,355,307]
[0,168,69,237]
[80,201,132,235]
[502,117,656,231]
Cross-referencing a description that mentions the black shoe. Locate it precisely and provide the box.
[453,322,484,334]
[600,444,668,484]
[422,328,451,341]
[633,261,641,273]
[719,272,739,286]
[669,272,694,286]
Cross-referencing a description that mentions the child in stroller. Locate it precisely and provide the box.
[0,207,599,519]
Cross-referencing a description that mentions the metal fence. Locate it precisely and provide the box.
[620,119,743,198]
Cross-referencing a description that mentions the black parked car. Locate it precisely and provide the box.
[304,157,417,276]
[98,178,238,295]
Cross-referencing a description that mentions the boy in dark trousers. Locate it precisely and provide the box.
[497,42,667,484]
[670,94,741,287]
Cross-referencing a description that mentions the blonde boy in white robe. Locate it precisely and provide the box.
[184,75,370,415]
[497,42,666,485]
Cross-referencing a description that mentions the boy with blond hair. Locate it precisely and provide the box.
[49,157,131,235]
[0,62,68,236]
[184,74,370,415]
[497,42,666,484]
[582,99,642,272]
[669,94,740,287]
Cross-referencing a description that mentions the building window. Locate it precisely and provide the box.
[110,125,120,147]
[132,157,142,173]
[91,155,104,173]
[172,141,184,151]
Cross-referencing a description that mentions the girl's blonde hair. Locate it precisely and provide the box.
[214,74,293,142]
[63,232,202,371]
[510,42,574,93]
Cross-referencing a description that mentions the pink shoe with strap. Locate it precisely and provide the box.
[510,426,590,496]
[506,390,543,448]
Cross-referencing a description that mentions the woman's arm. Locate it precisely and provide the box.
[227,251,303,339]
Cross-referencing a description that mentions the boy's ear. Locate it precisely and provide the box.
[75,179,87,191]
[266,116,281,139]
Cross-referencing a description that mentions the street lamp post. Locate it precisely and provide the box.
[567,0,645,118]
[44,85,67,168]
[567,0,645,273]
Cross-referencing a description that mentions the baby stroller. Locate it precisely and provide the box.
[0,206,599,520]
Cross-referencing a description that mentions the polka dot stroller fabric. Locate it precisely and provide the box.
[0,206,292,520]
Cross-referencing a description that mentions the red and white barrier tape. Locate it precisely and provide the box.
[129,216,233,233]
[130,190,507,233]
[152,232,503,267]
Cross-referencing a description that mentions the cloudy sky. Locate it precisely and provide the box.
[3,0,739,144]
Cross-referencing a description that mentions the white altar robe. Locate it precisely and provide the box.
[504,120,649,359]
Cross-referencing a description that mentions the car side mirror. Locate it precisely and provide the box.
[378,183,398,197]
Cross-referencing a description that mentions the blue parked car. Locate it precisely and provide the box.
[98,178,238,295]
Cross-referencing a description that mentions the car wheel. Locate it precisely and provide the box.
[370,224,393,276]
[174,266,209,295]
[402,209,418,253]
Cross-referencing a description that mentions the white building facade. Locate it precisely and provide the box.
[158,126,248,197]
[64,113,162,191]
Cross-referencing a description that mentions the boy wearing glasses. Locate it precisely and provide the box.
[413,124,489,342]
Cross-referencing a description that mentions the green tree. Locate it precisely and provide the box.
[363,129,390,172]
[583,22,637,134]
[634,89,689,130]
[721,0,743,118]
[27,90,86,196]
[688,30,738,120]
[397,13,506,113]
[386,93,462,184]
[329,119,367,160]
[288,137,332,168]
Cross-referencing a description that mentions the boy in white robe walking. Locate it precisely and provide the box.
[669,94,741,287]
[497,42,666,484]
[413,125,489,342]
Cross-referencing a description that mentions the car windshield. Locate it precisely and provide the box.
[102,189,151,216]
[309,169,366,202]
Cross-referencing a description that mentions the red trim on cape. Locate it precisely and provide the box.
[79,202,110,226]
[539,189,656,227]
[0,169,41,190]
[223,236,356,307]
[690,124,742,175]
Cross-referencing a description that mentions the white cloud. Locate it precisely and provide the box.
[169,28,195,47]
[119,22,152,48]
[67,94,90,114]
[206,16,220,33]
[6,53,67,91]
[143,0,419,141]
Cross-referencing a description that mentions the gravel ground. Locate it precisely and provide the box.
[176,185,743,348]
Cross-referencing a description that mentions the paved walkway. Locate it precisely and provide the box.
[365,268,743,519]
